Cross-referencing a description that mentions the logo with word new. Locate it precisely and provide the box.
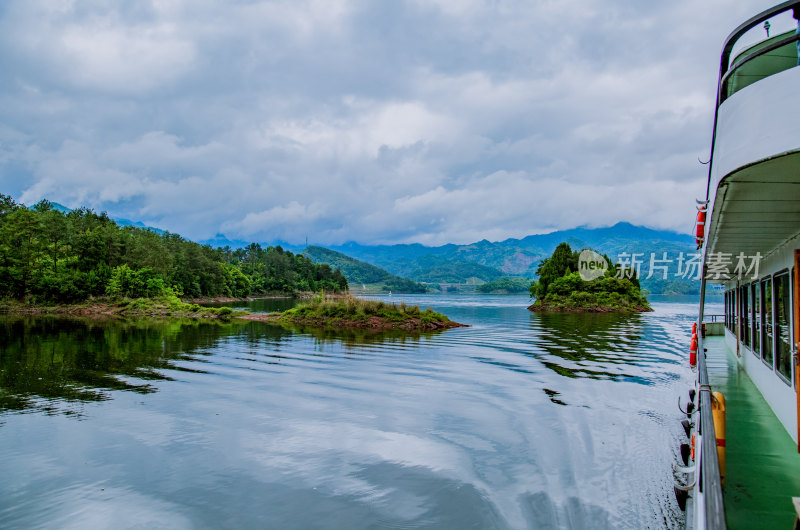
[578,249,608,281]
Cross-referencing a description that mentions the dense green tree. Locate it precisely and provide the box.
[0,207,45,298]
[531,242,577,299]
[0,197,348,303]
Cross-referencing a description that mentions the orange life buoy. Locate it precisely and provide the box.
[696,208,707,246]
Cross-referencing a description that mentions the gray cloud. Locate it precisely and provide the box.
[0,0,784,244]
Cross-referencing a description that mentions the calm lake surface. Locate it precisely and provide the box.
[0,294,721,529]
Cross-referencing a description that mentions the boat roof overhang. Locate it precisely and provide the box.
[705,149,800,282]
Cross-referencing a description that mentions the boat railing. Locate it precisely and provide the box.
[695,315,727,529]
[704,314,724,323]
[718,1,800,105]
[721,30,799,101]
[706,0,800,202]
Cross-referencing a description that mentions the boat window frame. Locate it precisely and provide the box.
[793,265,797,390]
[727,288,735,332]
[762,276,774,368]
[725,290,730,330]
[789,264,800,392]
[742,282,751,347]
[725,291,728,328]
[752,282,761,356]
[774,269,792,385]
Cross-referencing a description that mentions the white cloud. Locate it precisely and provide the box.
[222,201,325,238]
[0,0,783,245]
[3,2,196,95]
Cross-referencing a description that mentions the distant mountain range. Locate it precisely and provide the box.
[312,223,695,291]
[323,222,692,276]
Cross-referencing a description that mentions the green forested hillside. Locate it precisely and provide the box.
[392,255,504,283]
[0,196,347,303]
[302,246,428,293]
[476,277,531,293]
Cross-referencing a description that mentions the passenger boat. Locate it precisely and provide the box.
[683,2,800,528]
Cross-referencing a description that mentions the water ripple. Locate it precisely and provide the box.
[0,295,721,529]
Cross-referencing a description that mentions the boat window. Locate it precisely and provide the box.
[727,290,734,331]
[725,291,730,330]
[753,283,761,355]
[776,273,792,382]
[742,284,751,346]
[763,277,773,366]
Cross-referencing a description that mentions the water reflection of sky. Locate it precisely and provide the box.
[0,295,708,529]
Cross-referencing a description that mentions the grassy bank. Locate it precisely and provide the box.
[0,293,241,320]
[241,295,465,331]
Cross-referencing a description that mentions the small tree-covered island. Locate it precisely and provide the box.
[242,295,465,331]
[0,195,463,330]
[528,243,652,313]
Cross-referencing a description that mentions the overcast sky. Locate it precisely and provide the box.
[0,0,790,245]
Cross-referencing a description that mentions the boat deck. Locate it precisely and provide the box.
[704,335,800,529]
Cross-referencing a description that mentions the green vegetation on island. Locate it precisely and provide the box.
[302,246,428,293]
[476,277,531,294]
[0,195,347,311]
[528,243,652,313]
[241,295,465,331]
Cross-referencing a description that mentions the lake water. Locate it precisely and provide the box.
[0,294,720,529]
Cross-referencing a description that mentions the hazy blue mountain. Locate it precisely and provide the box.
[50,202,72,213]
[200,233,255,249]
[113,217,165,234]
[198,233,304,252]
[326,222,692,271]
